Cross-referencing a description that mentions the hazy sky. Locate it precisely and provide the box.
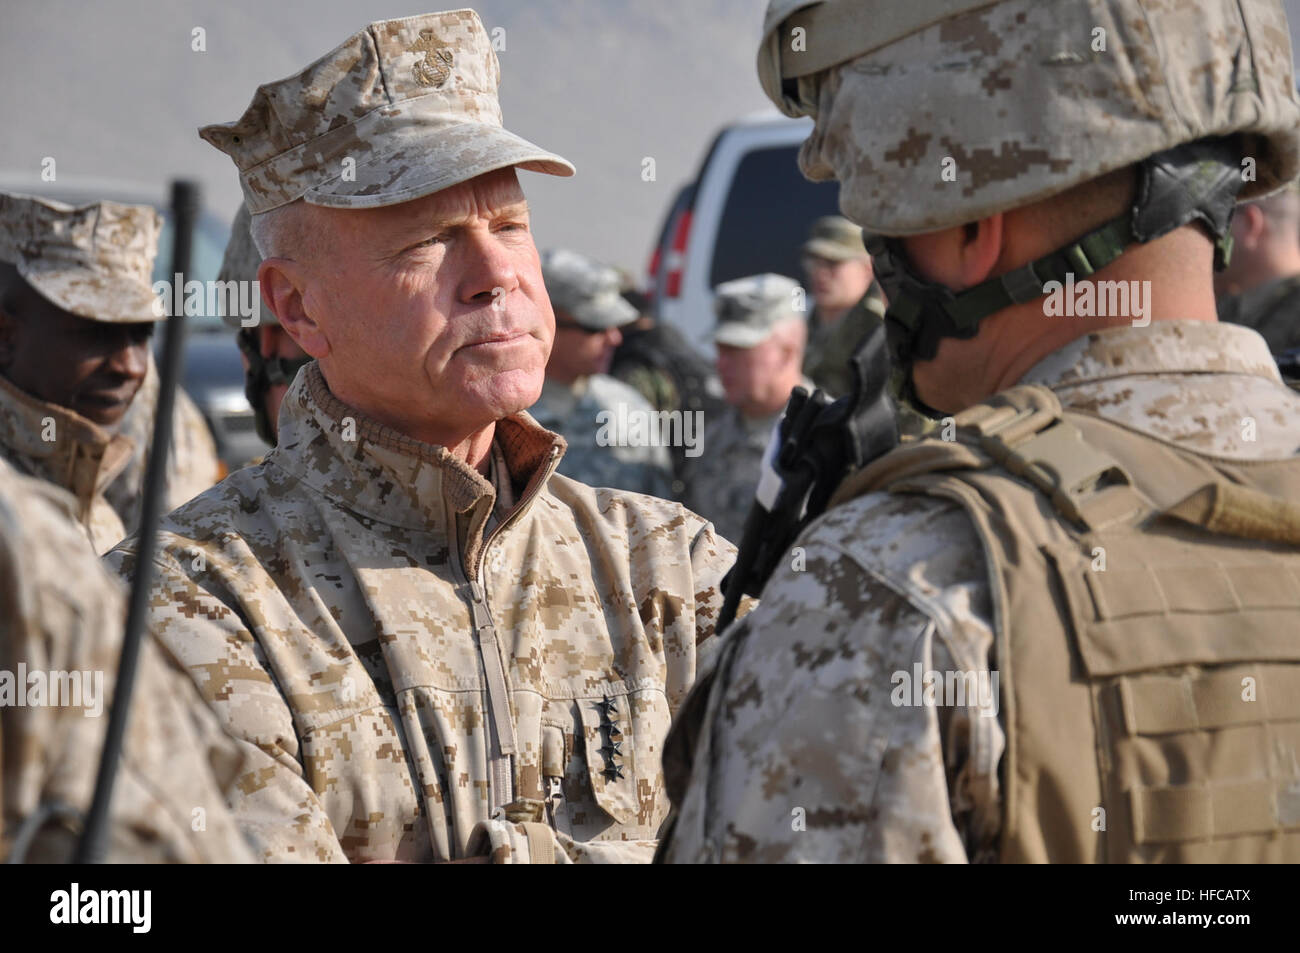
[3,1,1300,277]
[0,0,771,277]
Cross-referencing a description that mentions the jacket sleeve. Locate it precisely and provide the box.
[102,546,349,863]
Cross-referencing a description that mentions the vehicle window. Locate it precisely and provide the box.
[708,145,841,289]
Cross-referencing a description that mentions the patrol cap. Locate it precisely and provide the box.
[541,249,638,330]
[712,273,804,348]
[802,215,867,261]
[0,191,163,323]
[217,202,273,328]
[200,10,575,215]
[757,0,1300,235]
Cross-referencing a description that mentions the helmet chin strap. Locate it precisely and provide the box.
[866,137,1246,410]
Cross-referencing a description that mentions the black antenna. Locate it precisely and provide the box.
[74,180,199,863]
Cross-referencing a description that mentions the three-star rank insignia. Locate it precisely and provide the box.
[593,696,625,783]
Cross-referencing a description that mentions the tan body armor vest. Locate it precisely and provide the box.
[834,384,1300,862]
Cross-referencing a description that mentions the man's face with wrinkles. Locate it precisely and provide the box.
[279,168,554,445]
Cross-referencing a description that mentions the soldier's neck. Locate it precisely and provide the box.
[912,225,1218,415]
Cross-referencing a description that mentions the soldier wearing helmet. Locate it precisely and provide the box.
[662,0,1300,863]
[218,202,311,447]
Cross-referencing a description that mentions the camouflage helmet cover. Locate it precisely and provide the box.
[757,0,1300,235]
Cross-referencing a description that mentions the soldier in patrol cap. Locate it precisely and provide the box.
[217,202,311,448]
[0,193,163,553]
[532,248,673,497]
[800,215,887,396]
[662,0,1300,863]
[105,9,745,864]
[680,273,811,543]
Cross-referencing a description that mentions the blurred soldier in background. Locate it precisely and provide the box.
[0,193,165,553]
[218,202,311,447]
[680,273,810,543]
[0,456,252,862]
[664,0,1300,864]
[1215,181,1300,386]
[801,215,886,396]
[534,248,673,497]
[609,284,726,500]
[105,352,222,533]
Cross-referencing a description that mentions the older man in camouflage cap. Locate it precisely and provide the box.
[532,248,673,497]
[0,456,253,863]
[800,215,886,395]
[663,0,1300,864]
[105,10,743,864]
[680,273,811,543]
[0,193,165,553]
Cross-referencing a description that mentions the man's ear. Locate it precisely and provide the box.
[258,258,329,359]
[1235,204,1267,251]
[958,213,1005,289]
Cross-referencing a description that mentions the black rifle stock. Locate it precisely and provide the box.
[716,319,900,633]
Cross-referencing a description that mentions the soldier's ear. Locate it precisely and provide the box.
[257,257,329,359]
[1235,204,1267,251]
[957,213,1005,290]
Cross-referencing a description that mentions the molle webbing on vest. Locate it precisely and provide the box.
[831,384,1300,862]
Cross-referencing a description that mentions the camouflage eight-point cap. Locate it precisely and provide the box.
[712,273,804,348]
[0,192,163,324]
[541,249,639,330]
[200,9,574,213]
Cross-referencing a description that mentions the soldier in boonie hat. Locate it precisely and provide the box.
[0,192,165,552]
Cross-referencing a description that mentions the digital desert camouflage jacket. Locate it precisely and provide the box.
[104,354,222,535]
[0,457,252,863]
[0,372,131,554]
[660,320,1300,863]
[104,361,741,864]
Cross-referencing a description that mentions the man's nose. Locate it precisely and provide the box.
[105,338,150,381]
[460,230,521,305]
[606,326,623,348]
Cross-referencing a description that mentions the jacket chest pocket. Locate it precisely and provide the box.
[540,689,671,842]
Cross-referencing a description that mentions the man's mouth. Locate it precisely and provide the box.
[461,330,531,351]
[78,382,139,412]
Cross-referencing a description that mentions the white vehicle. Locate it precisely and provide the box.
[645,113,842,356]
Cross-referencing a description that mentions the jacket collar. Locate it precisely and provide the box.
[1019,320,1282,390]
[0,373,134,518]
[270,362,566,542]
